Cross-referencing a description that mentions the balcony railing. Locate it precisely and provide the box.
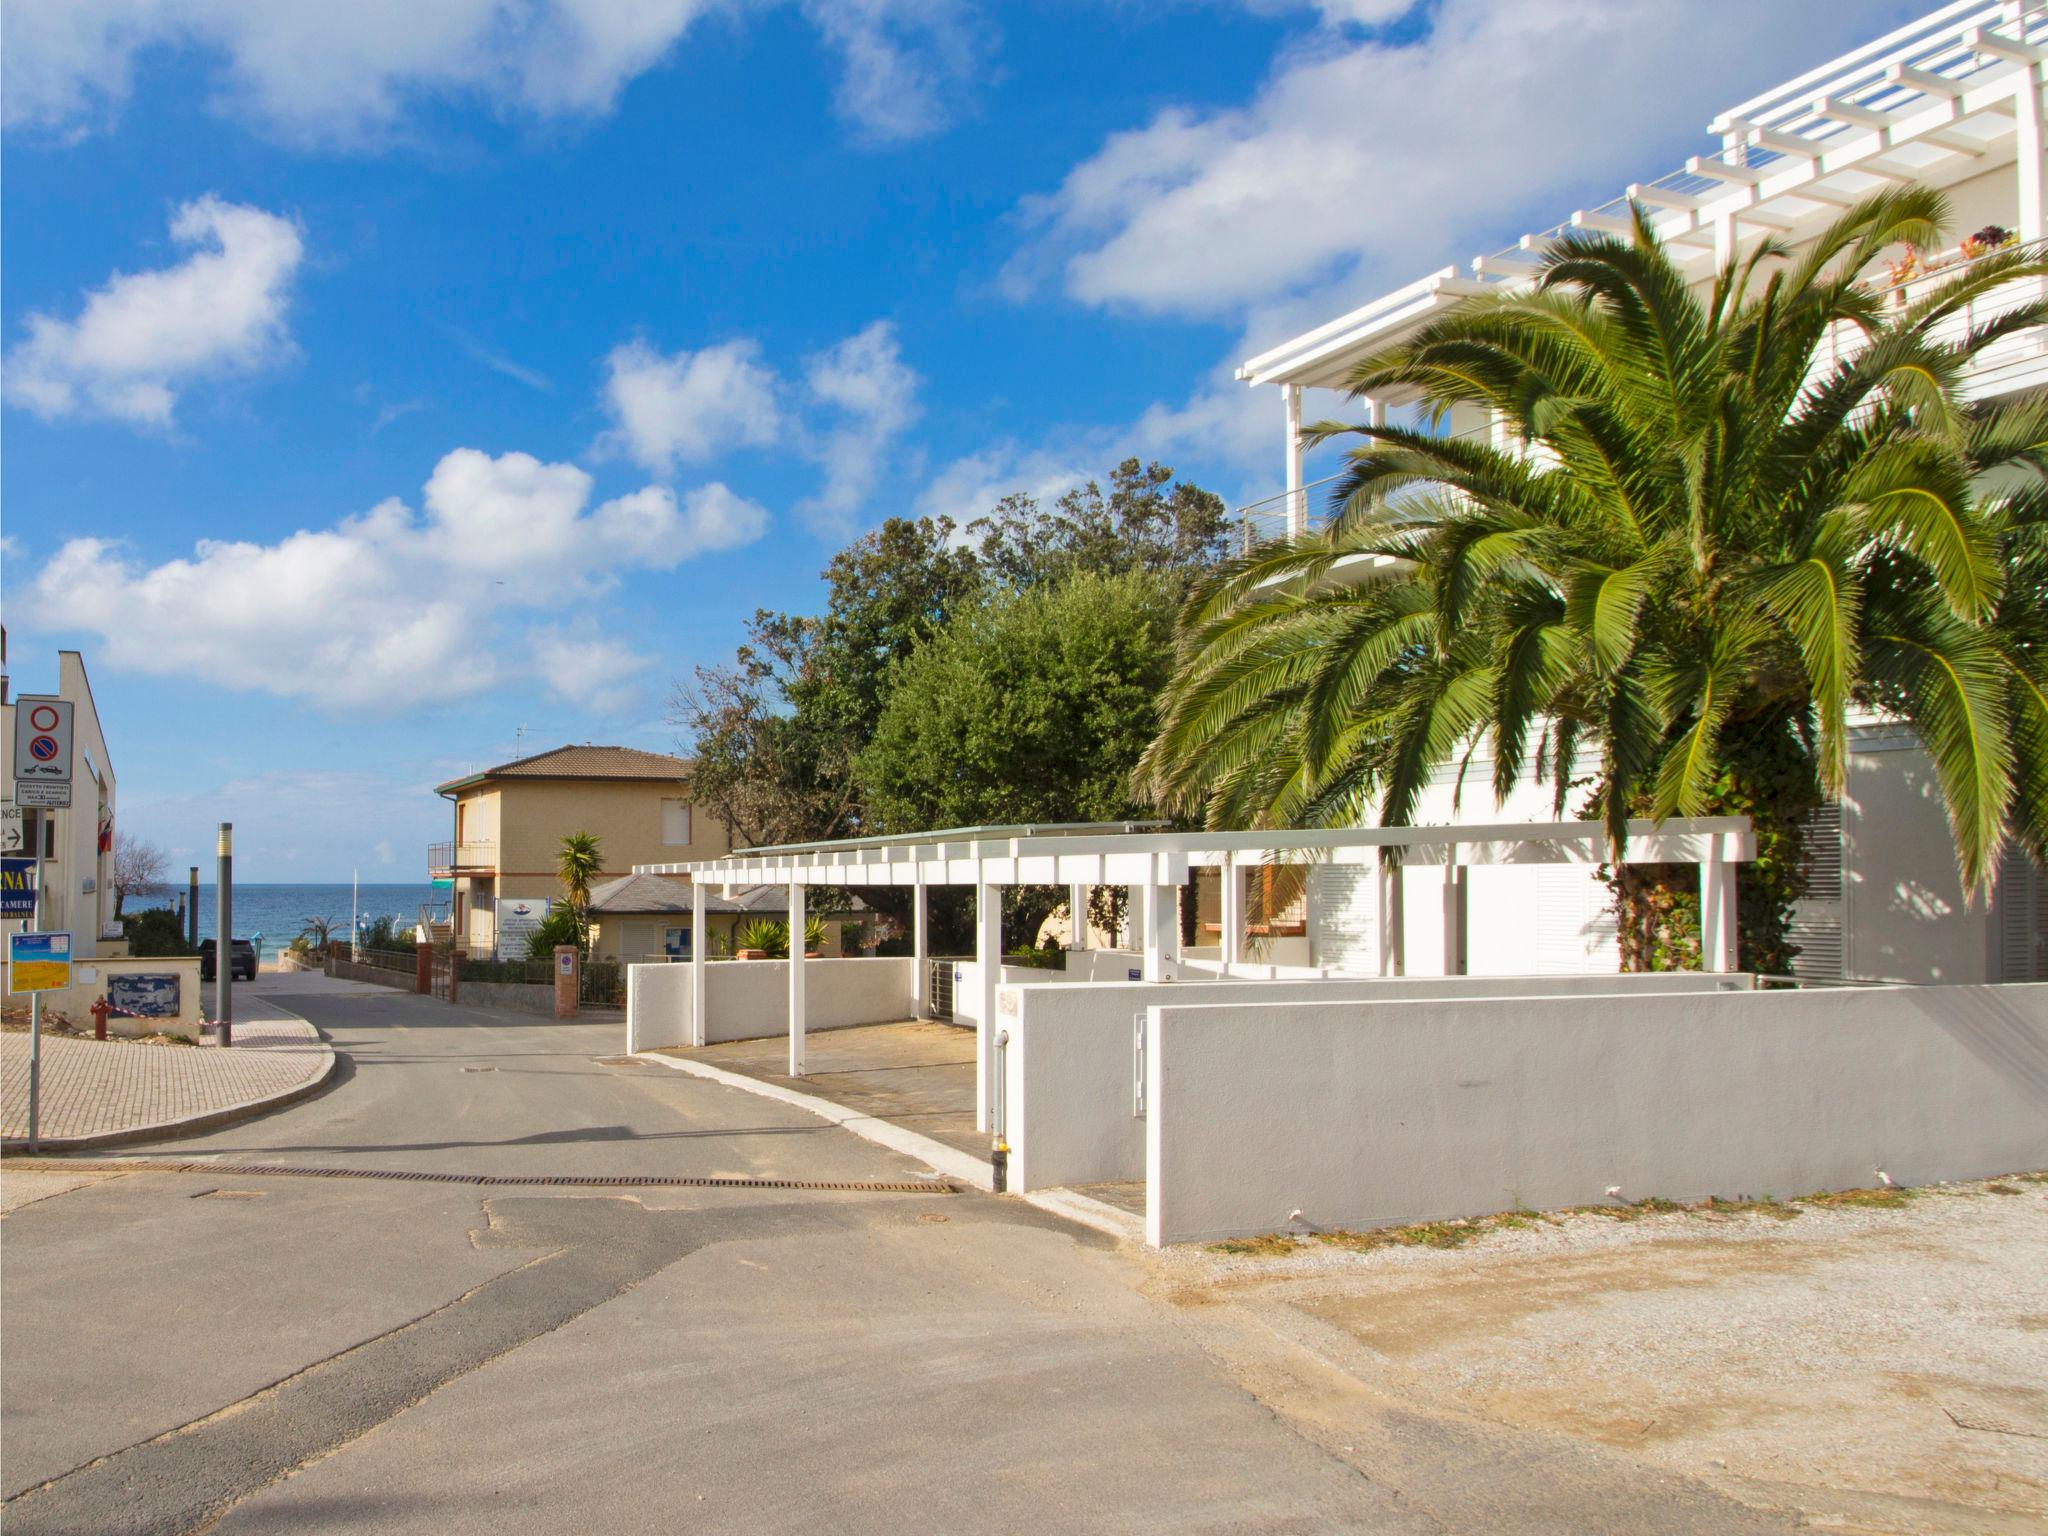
[427,840,498,876]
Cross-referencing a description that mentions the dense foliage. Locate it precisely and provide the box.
[1144,190,2048,968]
[671,460,1225,952]
[120,907,193,958]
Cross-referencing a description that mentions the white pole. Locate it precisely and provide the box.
[1141,880,1167,982]
[2016,62,2045,246]
[975,878,1000,1133]
[27,815,43,1152]
[911,871,928,1018]
[689,878,707,1048]
[1700,836,1738,973]
[352,867,360,963]
[788,881,806,1076]
[1067,882,1088,951]
[1220,854,1242,975]
[1283,383,1306,539]
[1441,846,1461,977]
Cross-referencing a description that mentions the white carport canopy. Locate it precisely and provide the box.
[637,816,1755,1126]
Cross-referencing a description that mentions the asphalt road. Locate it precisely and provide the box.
[1,979,1800,1535]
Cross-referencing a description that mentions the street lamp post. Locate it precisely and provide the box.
[216,823,233,1048]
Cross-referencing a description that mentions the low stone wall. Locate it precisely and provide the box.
[324,956,415,990]
[462,981,555,1016]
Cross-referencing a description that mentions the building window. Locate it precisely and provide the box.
[661,800,693,846]
[665,925,692,958]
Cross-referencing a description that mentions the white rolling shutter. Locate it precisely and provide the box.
[1308,865,1378,973]
[1995,845,2048,981]
[1788,801,1845,980]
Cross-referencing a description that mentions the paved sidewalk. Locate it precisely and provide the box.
[1,1000,332,1148]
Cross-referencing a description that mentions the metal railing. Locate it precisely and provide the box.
[426,840,496,875]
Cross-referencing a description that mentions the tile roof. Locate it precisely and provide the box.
[437,744,693,794]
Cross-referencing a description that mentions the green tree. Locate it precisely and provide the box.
[556,831,604,947]
[1142,190,2048,970]
[861,570,1177,942]
[968,458,1231,596]
[524,904,582,960]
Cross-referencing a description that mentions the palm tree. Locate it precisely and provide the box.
[1142,189,2048,970]
[556,831,604,949]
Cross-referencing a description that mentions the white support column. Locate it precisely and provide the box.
[975,879,1001,1133]
[1220,854,1243,975]
[689,878,708,1047]
[1379,860,1406,977]
[1700,838,1739,974]
[1141,882,1168,982]
[911,872,929,1018]
[2015,63,2045,247]
[1067,882,1088,950]
[1283,383,1306,539]
[788,881,807,1076]
[1124,884,1144,954]
[1441,845,1462,977]
[1363,396,1387,430]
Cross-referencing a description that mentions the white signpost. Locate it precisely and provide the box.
[12,695,73,1152]
[13,697,74,809]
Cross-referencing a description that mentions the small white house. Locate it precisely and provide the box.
[1234,2,2048,983]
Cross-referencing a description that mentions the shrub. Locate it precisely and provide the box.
[121,907,193,957]
[737,918,788,957]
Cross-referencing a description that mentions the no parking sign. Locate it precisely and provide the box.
[12,696,73,809]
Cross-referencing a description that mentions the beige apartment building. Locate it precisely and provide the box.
[431,745,730,958]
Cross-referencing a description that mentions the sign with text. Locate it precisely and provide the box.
[7,931,71,992]
[0,858,34,918]
[0,806,22,855]
[13,697,73,808]
[109,971,181,1018]
[495,897,550,962]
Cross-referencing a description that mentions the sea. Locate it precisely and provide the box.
[134,884,441,963]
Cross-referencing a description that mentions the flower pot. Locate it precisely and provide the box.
[736,949,767,960]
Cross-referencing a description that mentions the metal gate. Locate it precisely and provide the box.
[430,948,460,1003]
[927,958,956,1020]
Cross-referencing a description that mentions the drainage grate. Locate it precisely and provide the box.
[16,1158,956,1195]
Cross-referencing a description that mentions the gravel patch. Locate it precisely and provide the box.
[1150,1177,2048,1530]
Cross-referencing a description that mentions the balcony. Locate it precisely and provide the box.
[427,840,498,878]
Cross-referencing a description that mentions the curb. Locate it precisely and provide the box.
[1,1012,337,1156]
[634,1050,995,1192]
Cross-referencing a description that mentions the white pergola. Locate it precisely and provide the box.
[639,815,1755,1129]
[1239,1,2048,536]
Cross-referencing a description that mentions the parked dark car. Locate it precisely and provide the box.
[199,938,258,982]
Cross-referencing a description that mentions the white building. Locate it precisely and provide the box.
[1235,1,2048,983]
[1,638,123,993]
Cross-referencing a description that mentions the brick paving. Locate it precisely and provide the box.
[0,1010,330,1145]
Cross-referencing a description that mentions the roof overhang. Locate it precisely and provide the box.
[1238,1,2044,402]
[637,816,1756,888]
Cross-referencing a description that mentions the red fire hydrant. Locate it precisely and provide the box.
[91,996,110,1041]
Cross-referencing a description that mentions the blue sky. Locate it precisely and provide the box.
[1,0,1920,879]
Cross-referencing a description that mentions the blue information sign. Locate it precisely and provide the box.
[0,858,34,918]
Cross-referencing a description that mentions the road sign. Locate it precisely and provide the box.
[0,806,21,855]
[0,859,34,918]
[13,696,73,809]
[7,931,71,992]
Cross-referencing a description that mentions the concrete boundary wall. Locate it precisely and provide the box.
[628,957,916,1052]
[1144,982,2048,1246]
[1004,971,1753,1194]
[324,957,414,991]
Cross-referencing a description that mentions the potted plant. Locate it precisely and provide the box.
[736,918,788,960]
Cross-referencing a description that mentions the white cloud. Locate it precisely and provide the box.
[528,623,652,714]
[914,444,1090,528]
[1,0,976,146]
[4,195,303,427]
[17,446,767,709]
[595,320,918,533]
[799,0,979,144]
[597,338,780,474]
[797,320,921,533]
[1011,0,1921,321]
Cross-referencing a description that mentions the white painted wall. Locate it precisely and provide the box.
[626,957,915,1053]
[1145,982,2048,1246]
[1004,971,1753,1195]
